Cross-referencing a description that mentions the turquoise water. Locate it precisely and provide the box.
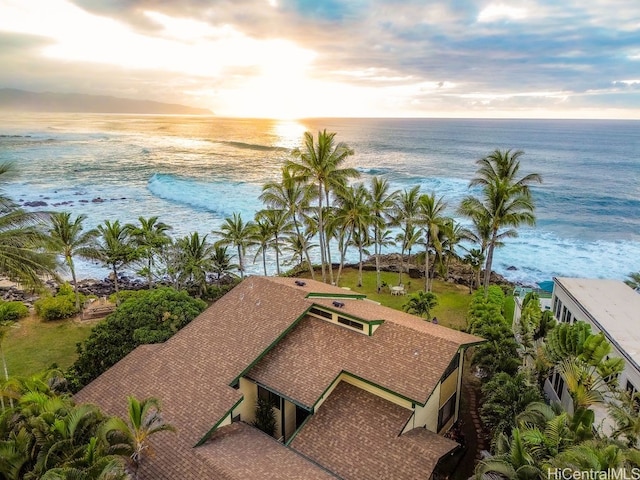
[0,113,638,284]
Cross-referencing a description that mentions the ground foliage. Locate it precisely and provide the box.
[68,288,206,391]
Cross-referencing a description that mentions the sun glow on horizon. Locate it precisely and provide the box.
[0,0,639,120]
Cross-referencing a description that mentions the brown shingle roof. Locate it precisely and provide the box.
[75,277,315,478]
[291,381,458,480]
[74,276,478,478]
[196,422,338,479]
[248,313,473,407]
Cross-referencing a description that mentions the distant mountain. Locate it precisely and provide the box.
[0,88,212,115]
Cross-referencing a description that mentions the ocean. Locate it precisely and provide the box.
[0,113,638,286]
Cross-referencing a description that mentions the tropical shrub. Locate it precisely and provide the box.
[0,301,29,322]
[480,371,543,442]
[68,287,206,390]
[34,282,85,321]
[252,397,276,437]
[34,294,77,321]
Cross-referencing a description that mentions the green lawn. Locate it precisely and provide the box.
[313,268,472,331]
[3,314,95,378]
[2,269,474,379]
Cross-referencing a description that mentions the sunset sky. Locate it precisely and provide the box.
[0,0,639,119]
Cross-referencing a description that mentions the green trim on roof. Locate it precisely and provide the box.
[311,370,424,410]
[306,292,367,299]
[343,371,423,406]
[229,307,311,387]
[194,394,244,447]
[247,377,313,411]
[311,303,383,326]
[285,409,314,447]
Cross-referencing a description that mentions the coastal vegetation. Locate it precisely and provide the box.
[0,370,172,479]
[470,291,640,476]
[8,128,640,477]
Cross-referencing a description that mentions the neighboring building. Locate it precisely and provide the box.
[75,276,483,479]
[545,277,640,427]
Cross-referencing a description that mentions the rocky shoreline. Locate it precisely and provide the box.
[0,254,515,307]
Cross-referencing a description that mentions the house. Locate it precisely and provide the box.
[545,277,640,428]
[74,276,483,479]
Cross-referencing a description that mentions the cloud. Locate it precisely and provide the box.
[0,0,638,117]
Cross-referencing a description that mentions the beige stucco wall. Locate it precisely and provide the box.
[234,377,258,424]
[217,412,232,429]
[439,368,459,407]
[403,383,440,433]
[284,399,297,441]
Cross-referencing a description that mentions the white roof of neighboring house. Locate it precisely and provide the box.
[553,277,640,371]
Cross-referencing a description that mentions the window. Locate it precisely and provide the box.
[337,316,364,331]
[438,392,457,431]
[309,307,332,319]
[627,380,638,396]
[555,299,563,319]
[258,385,280,409]
[552,372,564,398]
[561,306,568,323]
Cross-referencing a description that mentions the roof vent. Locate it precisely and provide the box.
[332,301,345,308]
[295,280,306,287]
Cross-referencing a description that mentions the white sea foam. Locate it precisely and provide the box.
[1,114,638,285]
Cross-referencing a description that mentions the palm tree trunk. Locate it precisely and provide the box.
[483,231,498,295]
[292,215,315,280]
[374,228,381,292]
[0,340,11,409]
[112,264,120,305]
[358,244,364,287]
[237,245,244,279]
[335,230,351,287]
[274,234,281,276]
[262,249,268,276]
[68,256,81,311]
[398,245,405,285]
[147,255,153,288]
[424,235,431,292]
[326,228,335,285]
[317,184,327,283]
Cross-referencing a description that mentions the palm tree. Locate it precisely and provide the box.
[101,396,174,479]
[286,130,358,282]
[176,232,215,296]
[475,428,544,479]
[46,212,98,311]
[260,166,314,278]
[351,229,372,288]
[395,224,421,287]
[609,390,640,449]
[625,272,640,291]
[417,192,447,292]
[464,248,485,292]
[250,216,275,276]
[255,209,291,276]
[332,184,373,286]
[392,186,422,285]
[459,149,542,295]
[214,213,254,279]
[210,245,237,285]
[125,216,171,288]
[367,177,399,292]
[85,221,136,305]
[282,231,317,272]
[402,291,438,319]
[0,163,57,287]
